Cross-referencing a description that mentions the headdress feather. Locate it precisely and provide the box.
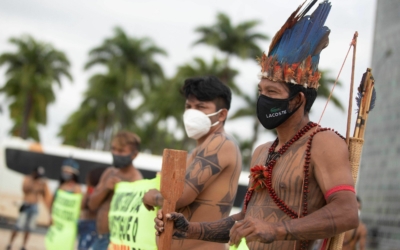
[259,0,332,89]
[356,72,376,112]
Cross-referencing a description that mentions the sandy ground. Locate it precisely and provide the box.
[0,228,46,250]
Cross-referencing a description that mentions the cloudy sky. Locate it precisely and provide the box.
[0,0,376,150]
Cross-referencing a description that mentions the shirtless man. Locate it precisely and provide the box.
[88,131,142,250]
[143,76,242,250]
[7,166,51,250]
[154,2,359,249]
[342,197,367,250]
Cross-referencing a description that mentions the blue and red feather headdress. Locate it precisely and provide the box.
[258,0,332,89]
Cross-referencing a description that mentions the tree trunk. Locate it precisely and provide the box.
[221,54,231,84]
[21,93,33,140]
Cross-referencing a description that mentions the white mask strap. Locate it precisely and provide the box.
[208,109,222,127]
[206,109,222,117]
[211,121,220,127]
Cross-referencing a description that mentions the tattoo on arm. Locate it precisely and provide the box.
[185,148,223,194]
[198,217,235,243]
[281,207,338,241]
[172,215,190,238]
[185,133,231,194]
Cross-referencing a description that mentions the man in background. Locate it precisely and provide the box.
[88,131,143,250]
[6,166,51,250]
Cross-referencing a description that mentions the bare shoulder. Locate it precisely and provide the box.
[311,129,353,193]
[23,176,31,183]
[133,168,143,181]
[99,167,115,181]
[39,178,48,187]
[253,141,273,155]
[200,132,240,163]
[74,184,82,194]
[204,132,238,151]
[219,133,240,153]
[251,141,273,165]
[311,130,347,154]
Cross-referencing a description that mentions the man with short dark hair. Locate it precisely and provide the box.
[154,2,359,250]
[143,76,242,250]
[88,131,143,250]
[7,166,51,250]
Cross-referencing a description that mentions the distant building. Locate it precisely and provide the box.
[357,0,400,249]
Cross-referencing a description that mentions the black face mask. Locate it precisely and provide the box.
[112,154,133,169]
[257,94,301,130]
[61,172,73,182]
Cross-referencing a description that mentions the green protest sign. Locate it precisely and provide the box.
[108,175,160,250]
[230,238,248,250]
[45,190,82,250]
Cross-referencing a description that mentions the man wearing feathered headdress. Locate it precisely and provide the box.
[154,1,359,249]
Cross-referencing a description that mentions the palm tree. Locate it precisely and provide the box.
[230,70,344,169]
[176,57,240,93]
[58,27,166,150]
[194,13,268,68]
[58,105,98,148]
[59,70,135,149]
[0,35,72,140]
[85,26,167,93]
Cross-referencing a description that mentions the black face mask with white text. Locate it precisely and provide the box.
[257,94,301,130]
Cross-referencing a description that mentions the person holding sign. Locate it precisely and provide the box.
[108,174,161,250]
[7,166,51,250]
[143,76,242,250]
[46,159,82,250]
[88,131,143,250]
[154,1,359,250]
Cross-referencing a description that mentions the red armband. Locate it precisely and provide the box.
[324,185,355,201]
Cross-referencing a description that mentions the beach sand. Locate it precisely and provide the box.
[0,228,46,250]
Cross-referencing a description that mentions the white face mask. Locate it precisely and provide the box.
[183,109,222,139]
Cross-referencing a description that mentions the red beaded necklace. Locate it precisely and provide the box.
[244,122,318,218]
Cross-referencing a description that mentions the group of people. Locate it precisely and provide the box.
[6,1,369,250]
[6,158,106,250]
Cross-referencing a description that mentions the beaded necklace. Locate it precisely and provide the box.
[242,122,345,250]
[243,122,317,216]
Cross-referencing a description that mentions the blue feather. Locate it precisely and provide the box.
[270,0,331,72]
